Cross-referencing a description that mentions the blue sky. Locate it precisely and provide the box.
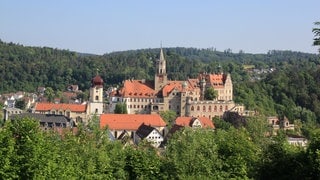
[0,0,319,54]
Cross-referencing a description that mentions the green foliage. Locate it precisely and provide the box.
[214,128,260,178]
[165,128,222,178]
[114,102,128,114]
[159,110,177,128]
[44,87,55,102]
[125,146,161,179]
[306,129,320,179]
[15,99,26,110]
[165,127,261,179]
[258,135,308,179]
[1,116,320,179]
[212,116,232,130]
[204,87,218,100]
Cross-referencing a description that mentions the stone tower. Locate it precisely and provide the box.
[88,75,104,115]
[154,48,168,91]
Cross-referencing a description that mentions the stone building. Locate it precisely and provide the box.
[108,49,244,119]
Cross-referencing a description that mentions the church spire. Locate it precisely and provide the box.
[154,48,168,91]
[157,48,166,75]
[159,48,165,63]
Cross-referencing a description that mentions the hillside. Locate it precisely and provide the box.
[1,40,320,122]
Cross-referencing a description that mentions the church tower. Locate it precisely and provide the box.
[154,48,168,91]
[88,75,104,115]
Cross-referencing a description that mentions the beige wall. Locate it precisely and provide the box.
[187,100,236,119]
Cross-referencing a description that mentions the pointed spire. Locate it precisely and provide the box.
[159,48,165,62]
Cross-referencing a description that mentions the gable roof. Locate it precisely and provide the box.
[175,117,215,128]
[197,73,227,88]
[100,114,166,130]
[136,124,158,139]
[162,81,183,96]
[119,79,156,98]
[162,80,200,97]
[35,102,87,112]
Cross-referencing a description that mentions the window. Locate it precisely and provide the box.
[208,106,212,112]
[220,105,223,112]
[197,106,200,111]
[66,111,70,118]
[203,106,206,111]
[225,106,228,110]
[191,106,194,111]
[95,108,98,113]
[214,106,217,112]
[95,96,99,101]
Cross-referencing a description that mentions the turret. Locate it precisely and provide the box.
[154,48,168,91]
[200,78,206,101]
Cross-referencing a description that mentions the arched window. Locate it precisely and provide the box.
[197,106,200,111]
[208,106,212,112]
[203,106,206,111]
[95,108,98,113]
[225,106,228,110]
[214,106,217,112]
[191,106,194,111]
[219,105,223,112]
[95,96,99,101]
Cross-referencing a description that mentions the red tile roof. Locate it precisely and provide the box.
[35,103,87,112]
[162,81,183,96]
[162,80,200,97]
[175,117,215,128]
[120,80,155,98]
[197,73,227,88]
[100,114,166,130]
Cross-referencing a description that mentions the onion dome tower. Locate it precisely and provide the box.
[89,75,104,115]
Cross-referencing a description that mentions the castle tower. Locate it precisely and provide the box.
[200,78,206,101]
[154,48,168,91]
[224,73,233,101]
[88,75,104,115]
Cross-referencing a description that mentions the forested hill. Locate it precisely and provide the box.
[1,40,320,122]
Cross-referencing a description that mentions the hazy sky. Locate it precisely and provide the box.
[0,0,319,55]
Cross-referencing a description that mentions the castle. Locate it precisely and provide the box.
[108,49,245,119]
